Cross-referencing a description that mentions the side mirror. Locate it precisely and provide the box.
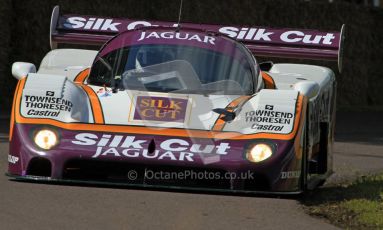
[12,62,36,80]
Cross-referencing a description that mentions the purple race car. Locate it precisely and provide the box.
[7,6,345,194]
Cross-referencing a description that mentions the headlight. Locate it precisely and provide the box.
[34,129,58,150]
[246,143,273,163]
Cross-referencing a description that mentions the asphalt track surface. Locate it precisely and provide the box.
[0,111,382,230]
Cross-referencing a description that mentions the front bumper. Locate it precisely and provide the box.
[8,123,303,193]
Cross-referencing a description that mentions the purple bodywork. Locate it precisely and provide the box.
[9,123,301,193]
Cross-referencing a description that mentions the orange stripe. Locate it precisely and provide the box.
[262,72,276,89]
[9,79,23,141]
[80,85,104,124]
[212,96,252,131]
[14,79,305,141]
[294,96,308,159]
[74,68,104,123]
[74,68,90,84]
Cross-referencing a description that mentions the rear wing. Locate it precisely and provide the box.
[50,6,345,72]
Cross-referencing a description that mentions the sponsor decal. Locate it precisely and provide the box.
[96,87,112,97]
[220,28,273,41]
[245,110,293,125]
[251,124,283,132]
[8,155,19,164]
[63,17,178,32]
[62,17,337,45]
[280,171,301,179]
[219,27,335,44]
[265,104,274,110]
[137,31,216,45]
[46,91,55,97]
[27,110,60,117]
[132,96,188,123]
[71,133,231,162]
[24,92,73,118]
[244,105,294,133]
[64,17,121,32]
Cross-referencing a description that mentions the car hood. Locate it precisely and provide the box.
[93,85,241,131]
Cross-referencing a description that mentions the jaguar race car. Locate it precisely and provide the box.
[7,6,345,194]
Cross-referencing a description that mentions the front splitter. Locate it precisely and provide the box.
[6,173,303,196]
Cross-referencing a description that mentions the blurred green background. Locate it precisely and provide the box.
[1,0,383,111]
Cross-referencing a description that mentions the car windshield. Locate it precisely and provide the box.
[88,32,257,95]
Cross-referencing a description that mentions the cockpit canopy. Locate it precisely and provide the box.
[88,28,259,95]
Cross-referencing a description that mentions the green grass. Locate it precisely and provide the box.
[302,174,383,229]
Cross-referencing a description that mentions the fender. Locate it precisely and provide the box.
[17,74,91,123]
[224,90,305,139]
